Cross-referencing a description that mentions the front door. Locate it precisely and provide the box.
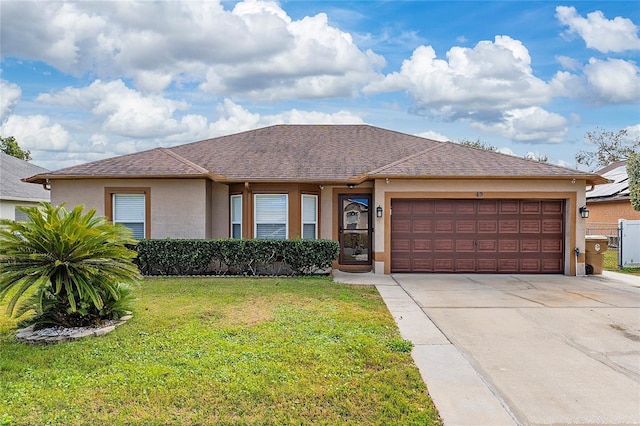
[338,194,372,266]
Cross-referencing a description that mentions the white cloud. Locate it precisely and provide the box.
[416,130,449,142]
[37,79,192,138]
[365,37,551,116]
[204,99,365,137]
[0,80,22,121]
[624,124,640,139]
[556,6,640,53]
[200,11,385,100]
[26,74,366,165]
[471,107,568,144]
[551,58,640,105]
[497,147,516,156]
[583,58,640,104]
[557,159,575,169]
[556,55,582,71]
[0,115,72,151]
[364,36,560,142]
[1,0,383,99]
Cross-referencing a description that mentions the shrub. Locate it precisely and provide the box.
[0,203,141,328]
[135,239,339,276]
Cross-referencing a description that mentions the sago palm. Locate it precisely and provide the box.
[0,203,141,327]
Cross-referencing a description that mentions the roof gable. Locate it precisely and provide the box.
[28,147,211,180]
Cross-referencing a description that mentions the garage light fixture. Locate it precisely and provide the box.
[376,205,383,218]
[579,206,589,219]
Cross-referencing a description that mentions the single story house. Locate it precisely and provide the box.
[25,124,607,275]
[586,161,640,233]
[0,152,50,221]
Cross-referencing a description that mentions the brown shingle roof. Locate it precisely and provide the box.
[368,142,594,179]
[171,124,443,182]
[24,124,607,185]
[27,147,211,180]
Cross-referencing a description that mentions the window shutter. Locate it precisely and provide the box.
[113,194,145,239]
[255,194,287,222]
[231,195,242,223]
[302,195,317,223]
[256,224,286,240]
[255,194,288,240]
[302,195,317,239]
[230,195,242,238]
[113,194,145,221]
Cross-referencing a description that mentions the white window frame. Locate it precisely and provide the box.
[230,194,243,239]
[112,193,146,239]
[254,194,288,240]
[301,194,318,239]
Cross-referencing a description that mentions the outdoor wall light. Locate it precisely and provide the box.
[376,205,383,218]
[579,205,589,219]
[347,184,355,189]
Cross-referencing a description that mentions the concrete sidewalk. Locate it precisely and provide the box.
[332,270,640,426]
[332,270,518,425]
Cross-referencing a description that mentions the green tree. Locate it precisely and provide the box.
[575,128,640,170]
[0,203,140,328]
[0,136,31,161]
[458,138,497,151]
[628,152,640,211]
[459,138,549,162]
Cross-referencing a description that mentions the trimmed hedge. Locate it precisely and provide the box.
[134,239,339,276]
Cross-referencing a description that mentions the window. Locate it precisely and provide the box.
[14,207,28,222]
[301,194,318,239]
[254,194,288,240]
[230,194,242,238]
[113,194,146,239]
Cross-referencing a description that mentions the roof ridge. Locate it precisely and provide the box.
[159,148,209,175]
[367,142,447,175]
[161,148,227,181]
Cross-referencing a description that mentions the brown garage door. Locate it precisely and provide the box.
[391,199,564,273]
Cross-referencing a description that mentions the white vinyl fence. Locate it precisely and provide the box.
[618,219,640,268]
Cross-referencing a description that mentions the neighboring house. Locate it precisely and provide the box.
[0,152,50,220]
[586,161,640,238]
[24,124,607,275]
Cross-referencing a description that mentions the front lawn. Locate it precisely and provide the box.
[0,277,441,426]
[604,249,640,276]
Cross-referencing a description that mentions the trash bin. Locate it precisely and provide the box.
[585,235,609,275]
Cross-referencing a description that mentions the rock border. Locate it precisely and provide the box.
[15,314,132,344]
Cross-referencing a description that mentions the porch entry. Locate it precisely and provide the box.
[338,194,372,266]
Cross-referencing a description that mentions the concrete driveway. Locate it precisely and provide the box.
[391,272,640,425]
[333,270,640,424]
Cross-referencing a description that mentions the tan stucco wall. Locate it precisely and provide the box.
[587,200,640,226]
[49,176,588,275]
[372,178,587,276]
[210,181,230,238]
[51,179,213,239]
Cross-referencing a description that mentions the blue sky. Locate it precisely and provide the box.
[1,0,638,171]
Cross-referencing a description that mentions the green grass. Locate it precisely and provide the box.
[0,277,441,426]
[604,249,640,276]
